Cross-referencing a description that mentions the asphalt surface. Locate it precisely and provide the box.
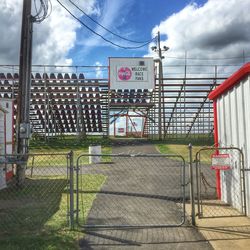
[79,140,213,250]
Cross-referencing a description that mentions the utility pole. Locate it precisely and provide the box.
[152,32,168,140]
[157,31,163,140]
[16,0,33,186]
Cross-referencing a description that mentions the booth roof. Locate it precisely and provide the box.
[209,62,250,100]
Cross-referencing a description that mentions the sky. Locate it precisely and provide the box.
[1,0,250,75]
[1,0,250,133]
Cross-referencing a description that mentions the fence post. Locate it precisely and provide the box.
[188,143,196,226]
[69,151,74,229]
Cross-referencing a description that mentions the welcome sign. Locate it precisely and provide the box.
[109,58,155,89]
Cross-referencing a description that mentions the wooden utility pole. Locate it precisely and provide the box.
[16,0,33,186]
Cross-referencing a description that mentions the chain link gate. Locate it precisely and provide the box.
[74,153,186,228]
[195,147,247,218]
[0,152,72,233]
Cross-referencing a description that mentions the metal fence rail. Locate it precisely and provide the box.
[75,153,186,228]
[0,153,72,233]
[195,147,246,218]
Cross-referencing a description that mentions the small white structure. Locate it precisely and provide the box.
[0,98,14,189]
[209,62,250,215]
[89,145,102,164]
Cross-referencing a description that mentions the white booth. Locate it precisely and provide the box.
[209,62,250,215]
[0,98,14,190]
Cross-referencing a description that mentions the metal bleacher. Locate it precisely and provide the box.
[0,63,243,141]
[0,72,109,138]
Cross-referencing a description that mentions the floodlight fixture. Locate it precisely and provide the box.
[163,46,169,51]
[151,46,157,51]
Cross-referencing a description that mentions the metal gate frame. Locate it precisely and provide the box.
[0,152,73,232]
[195,147,247,218]
[72,153,186,229]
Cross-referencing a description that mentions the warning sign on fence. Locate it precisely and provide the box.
[118,128,125,133]
[211,153,231,170]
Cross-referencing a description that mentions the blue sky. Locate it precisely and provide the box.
[68,0,208,66]
[0,0,249,70]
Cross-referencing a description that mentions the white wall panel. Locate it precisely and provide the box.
[217,75,250,215]
[0,99,14,186]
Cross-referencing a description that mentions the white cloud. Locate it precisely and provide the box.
[0,0,98,65]
[148,0,250,69]
[94,61,104,78]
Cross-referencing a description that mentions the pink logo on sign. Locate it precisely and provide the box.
[118,67,132,80]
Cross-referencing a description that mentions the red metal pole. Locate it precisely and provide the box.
[216,169,221,199]
[213,100,221,199]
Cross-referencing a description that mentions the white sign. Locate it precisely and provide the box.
[118,128,125,133]
[109,58,155,89]
[211,154,231,170]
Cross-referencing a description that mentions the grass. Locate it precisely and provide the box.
[157,143,213,163]
[26,147,112,168]
[152,134,214,146]
[76,174,107,226]
[27,136,112,167]
[0,157,107,249]
[29,136,112,153]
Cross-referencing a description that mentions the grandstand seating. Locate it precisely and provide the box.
[0,73,109,137]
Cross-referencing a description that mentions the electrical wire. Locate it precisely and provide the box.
[164,54,250,61]
[67,0,154,44]
[56,0,156,49]
[33,0,51,23]
[33,0,43,19]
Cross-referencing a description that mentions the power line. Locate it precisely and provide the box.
[164,54,250,60]
[56,0,156,49]
[67,0,154,44]
[32,0,52,23]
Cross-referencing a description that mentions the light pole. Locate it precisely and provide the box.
[151,31,169,140]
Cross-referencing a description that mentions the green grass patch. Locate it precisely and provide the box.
[26,146,112,168]
[157,144,212,163]
[0,173,106,250]
[29,136,112,153]
[76,174,107,226]
[152,134,214,146]
[27,136,112,168]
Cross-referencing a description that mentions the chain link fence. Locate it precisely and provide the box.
[75,153,186,228]
[195,147,246,218]
[0,153,72,234]
[1,145,246,233]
